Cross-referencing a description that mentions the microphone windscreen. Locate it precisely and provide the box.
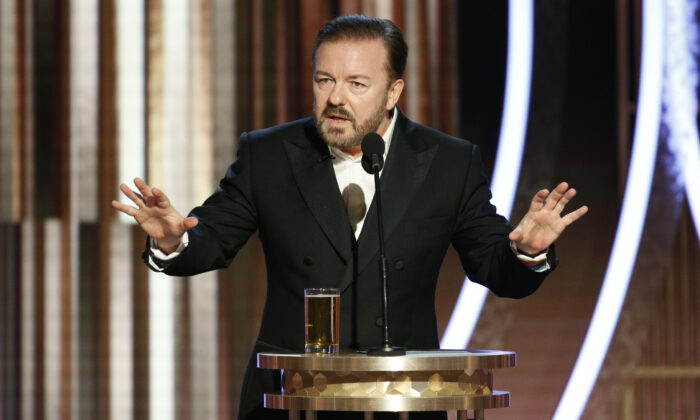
[361,132,385,157]
[361,133,385,174]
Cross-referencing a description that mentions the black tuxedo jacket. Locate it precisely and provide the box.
[150,109,555,419]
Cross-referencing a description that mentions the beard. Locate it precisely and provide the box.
[314,94,388,150]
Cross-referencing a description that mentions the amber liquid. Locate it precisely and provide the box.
[304,294,340,353]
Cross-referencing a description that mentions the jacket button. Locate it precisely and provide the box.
[303,256,314,266]
[395,260,405,271]
[375,316,384,327]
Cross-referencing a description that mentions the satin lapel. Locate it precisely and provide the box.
[338,116,438,291]
[283,125,353,264]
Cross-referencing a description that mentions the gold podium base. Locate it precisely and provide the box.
[258,350,516,419]
[264,391,509,411]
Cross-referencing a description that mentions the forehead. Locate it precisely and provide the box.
[314,38,389,79]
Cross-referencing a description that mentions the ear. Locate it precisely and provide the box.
[385,78,404,110]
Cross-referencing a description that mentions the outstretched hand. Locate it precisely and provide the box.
[509,182,588,255]
[111,178,198,253]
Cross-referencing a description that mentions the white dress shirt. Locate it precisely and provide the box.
[328,108,397,238]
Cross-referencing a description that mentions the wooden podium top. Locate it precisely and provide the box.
[258,349,516,371]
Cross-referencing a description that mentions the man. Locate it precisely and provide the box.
[113,14,587,420]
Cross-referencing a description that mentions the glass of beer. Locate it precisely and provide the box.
[304,288,340,354]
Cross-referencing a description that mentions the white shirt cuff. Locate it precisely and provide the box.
[509,240,550,272]
[147,232,189,271]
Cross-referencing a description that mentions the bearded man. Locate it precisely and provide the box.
[113,14,587,420]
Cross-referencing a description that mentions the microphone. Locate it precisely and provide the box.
[361,133,405,356]
[361,132,385,174]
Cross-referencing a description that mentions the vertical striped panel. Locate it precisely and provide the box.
[21,221,35,420]
[433,1,456,135]
[273,0,304,123]
[0,223,21,420]
[76,224,98,418]
[191,0,214,204]
[0,0,17,221]
[234,1,252,131]
[69,2,98,420]
[147,270,174,420]
[299,0,331,120]
[211,0,236,175]
[70,0,98,223]
[252,0,265,130]
[116,0,146,223]
[190,2,218,419]
[161,0,192,209]
[148,0,193,418]
[211,2,237,414]
[147,0,165,188]
[98,0,119,418]
[403,0,420,120]
[391,0,406,112]
[131,226,150,420]
[274,0,289,124]
[339,0,362,15]
[190,272,217,420]
[19,1,35,417]
[210,3,237,414]
[426,0,438,126]
[372,0,392,19]
[145,0,172,417]
[19,0,32,222]
[44,219,62,420]
[54,2,73,419]
[110,222,133,420]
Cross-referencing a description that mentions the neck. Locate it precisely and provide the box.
[341,145,363,159]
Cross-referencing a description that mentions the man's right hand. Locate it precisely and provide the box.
[111,178,198,254]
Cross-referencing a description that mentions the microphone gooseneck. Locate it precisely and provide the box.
[361,133,405,356]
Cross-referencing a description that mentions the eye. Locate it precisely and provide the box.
[316,77,333,87]
[350,81,366,89]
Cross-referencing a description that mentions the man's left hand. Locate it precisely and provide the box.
[509,182,588,255]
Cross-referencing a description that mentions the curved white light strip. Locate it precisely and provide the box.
[664,0,700,235]
[441,0,533,349]
[553,1,664,418]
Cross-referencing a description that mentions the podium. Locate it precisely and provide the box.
[257,349,515,420]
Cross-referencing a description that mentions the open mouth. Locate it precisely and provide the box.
[324,114,353,127]
[323,108,353,124]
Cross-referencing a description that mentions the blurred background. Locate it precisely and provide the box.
[0,0,698,419]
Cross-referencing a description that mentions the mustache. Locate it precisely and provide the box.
[322,106,354,120]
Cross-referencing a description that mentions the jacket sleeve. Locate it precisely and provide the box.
[142,132,259,277]
[450,145,556,298]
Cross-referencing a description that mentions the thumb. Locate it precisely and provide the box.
[509,230,522,242]
[183,217,198,231]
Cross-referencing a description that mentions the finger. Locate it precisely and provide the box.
[111,200,139,217]
[119,183,146,208]
[134,177,154,200]
[151,187,172,209]
[529,189,549,212]
[562,205,589,225]
[553,188,577,214]
[544,182,568,210]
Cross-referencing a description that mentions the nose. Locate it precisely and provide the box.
[328,82,346,106]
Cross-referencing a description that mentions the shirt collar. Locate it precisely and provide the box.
[328,107,398,162]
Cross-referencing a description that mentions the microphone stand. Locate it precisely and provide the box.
[367,155,405,357]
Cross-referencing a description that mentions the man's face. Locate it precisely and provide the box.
[313,38,403,151]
